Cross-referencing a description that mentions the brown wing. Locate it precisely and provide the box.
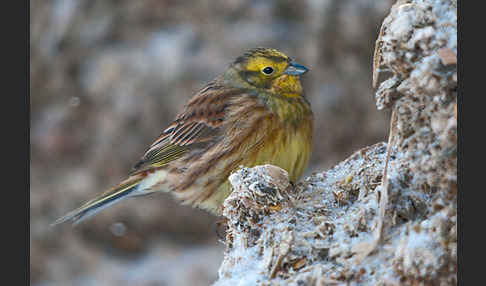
[130,79,241,174]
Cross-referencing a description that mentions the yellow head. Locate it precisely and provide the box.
[228,48,308,98]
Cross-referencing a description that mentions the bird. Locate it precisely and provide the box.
[52,47,313,226]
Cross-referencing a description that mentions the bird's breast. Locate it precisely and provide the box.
[246,118,312,183]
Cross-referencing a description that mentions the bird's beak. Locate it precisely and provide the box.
[283,61,309,75]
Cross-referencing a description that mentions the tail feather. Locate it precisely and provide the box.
[51,176,144,226]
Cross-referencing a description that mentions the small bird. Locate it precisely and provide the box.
[53,47,313,226]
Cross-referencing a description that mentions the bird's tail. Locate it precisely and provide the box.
[51,175,145,226]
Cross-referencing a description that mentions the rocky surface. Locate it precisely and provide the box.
[213,0,457,285]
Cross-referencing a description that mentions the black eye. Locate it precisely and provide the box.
[262,66,274,75]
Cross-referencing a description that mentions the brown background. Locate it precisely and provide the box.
[30,1,393,285]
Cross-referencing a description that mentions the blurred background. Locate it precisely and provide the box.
[30,0,393,285]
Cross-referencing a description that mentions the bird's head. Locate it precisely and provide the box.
[228,47,309,98]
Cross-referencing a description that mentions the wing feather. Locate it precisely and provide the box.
[130,79,242,174]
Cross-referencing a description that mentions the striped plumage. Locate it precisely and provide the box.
[53,47,313,225]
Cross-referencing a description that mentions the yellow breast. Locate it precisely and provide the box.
[247,119,312,182]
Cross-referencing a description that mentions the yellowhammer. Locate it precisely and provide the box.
[53,47,313,225]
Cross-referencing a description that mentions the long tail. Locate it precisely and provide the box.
[51,175,145,226]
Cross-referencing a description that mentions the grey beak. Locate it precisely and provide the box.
[284,61,309,75]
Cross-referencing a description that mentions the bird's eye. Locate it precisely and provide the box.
[262,66,274,75]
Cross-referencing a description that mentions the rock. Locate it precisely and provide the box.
[214,0,457,285]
